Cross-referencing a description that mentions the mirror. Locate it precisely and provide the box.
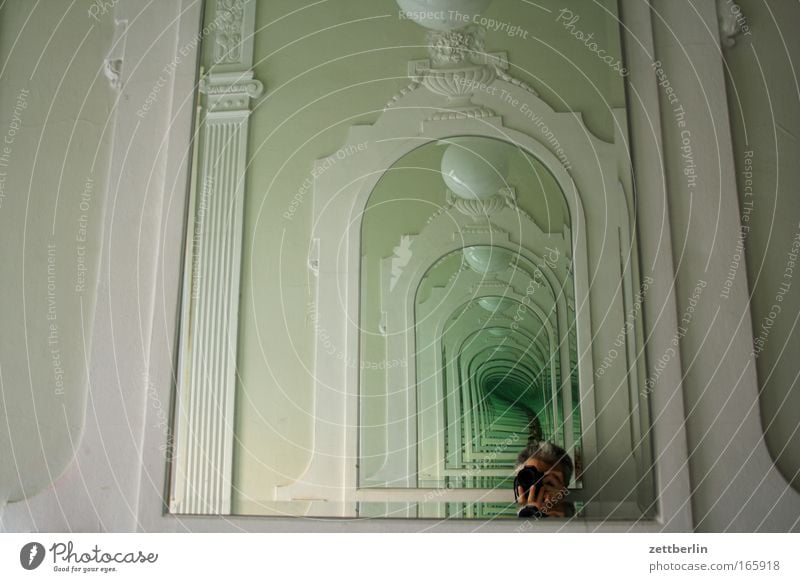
[173,0,658,521]
[359,137,585,517]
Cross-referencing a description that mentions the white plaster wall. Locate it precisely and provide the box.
[722,0,800,493]
[0,0,115,507]
[0,0,202,531]
[651,0,800,532]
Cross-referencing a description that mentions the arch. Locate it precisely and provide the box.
[285,71,636,513]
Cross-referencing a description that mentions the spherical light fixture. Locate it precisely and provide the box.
[488,327,512,337]
[463,245,514,274]
[441,139,509,200]
[477,296,507,313]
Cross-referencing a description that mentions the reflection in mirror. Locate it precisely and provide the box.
[360,137,585,517]
[172,0,659,521]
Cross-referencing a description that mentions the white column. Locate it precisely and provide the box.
[171,0,262,515]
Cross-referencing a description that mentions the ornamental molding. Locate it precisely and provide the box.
[448,186,522,221]
[385,25,539,120]
[214,0,246,64]
[172,0,261,516]
[104,19,128,91]
[200,71,264,113]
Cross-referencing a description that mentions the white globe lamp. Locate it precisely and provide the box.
[463,246,514,275]
[442,139,509,200]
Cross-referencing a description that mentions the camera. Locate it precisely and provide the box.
[514,466,545,501]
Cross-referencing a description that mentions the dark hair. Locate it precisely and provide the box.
[517,440,573,485]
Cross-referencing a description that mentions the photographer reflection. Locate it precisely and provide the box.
[514,441,576,518]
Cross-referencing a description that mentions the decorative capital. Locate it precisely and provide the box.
[200,71,264,114]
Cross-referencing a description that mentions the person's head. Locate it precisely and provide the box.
[516,440,573,485]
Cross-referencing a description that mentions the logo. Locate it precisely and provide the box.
[20,542,46,570]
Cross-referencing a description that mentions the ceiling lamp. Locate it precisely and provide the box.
[477,296,507,313]
[463,245,514,274]
[487,327,512,337]
[441,139,509,200]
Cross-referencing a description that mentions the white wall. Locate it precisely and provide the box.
[1,0,202,531]
[650,0,800,531]
[0,0,115,506]
[723,0,800,493]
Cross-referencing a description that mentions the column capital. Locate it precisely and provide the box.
[200,71,264,114]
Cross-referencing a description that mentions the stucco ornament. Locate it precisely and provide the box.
[420,25,496,116]
[392,0,538,119]
[428,26,486,66]
[214,0,245,64]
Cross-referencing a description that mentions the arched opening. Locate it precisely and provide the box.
[358,137,583,517]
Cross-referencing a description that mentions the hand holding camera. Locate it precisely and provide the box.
[514,466,568,518]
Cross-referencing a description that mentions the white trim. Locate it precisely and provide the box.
[170,0,262,516]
